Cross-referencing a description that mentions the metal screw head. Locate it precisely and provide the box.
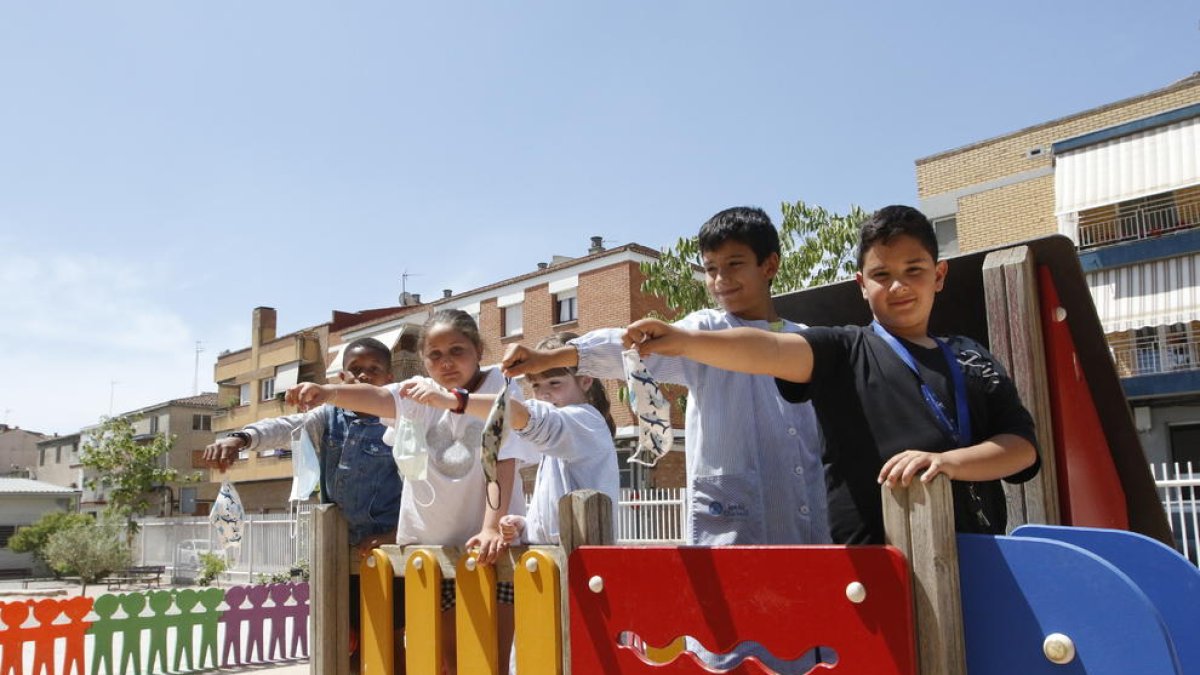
[1043,633,1075,664]
[466,557,478,572]
[366,556,376,568]
[525,557,539,573]
[588,575,604,593]
[411,556,423,571]
[845,581,867,604]
[1054,307,1067,322]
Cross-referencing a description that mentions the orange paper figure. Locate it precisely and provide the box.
[60,596,93,675]
[0,600,33,675]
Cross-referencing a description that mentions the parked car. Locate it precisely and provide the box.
[176,539,217,568]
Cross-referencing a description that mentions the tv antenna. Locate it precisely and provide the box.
[193,341,205,395]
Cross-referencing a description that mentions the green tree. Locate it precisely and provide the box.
[8,511,94,576]
[639,200,868,316]
[80,416,178,523]
[42,518,131,593]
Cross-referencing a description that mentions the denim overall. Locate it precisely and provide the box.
[320,406,403,546]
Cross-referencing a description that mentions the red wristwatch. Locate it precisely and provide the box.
[451,388,469,414]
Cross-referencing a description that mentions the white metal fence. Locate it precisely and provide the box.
[615,487,685,544]
[1151,462,1200,565]
[132,504,316,583]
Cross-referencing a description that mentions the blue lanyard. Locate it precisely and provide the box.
[871,321,972,447]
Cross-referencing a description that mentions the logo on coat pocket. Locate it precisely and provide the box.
[708,501,724,516]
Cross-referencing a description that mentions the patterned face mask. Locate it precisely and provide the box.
[622,349,672,466]
[480,378,510,509]
[209,479,244,563]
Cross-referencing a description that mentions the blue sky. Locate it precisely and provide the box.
[1,1,1195,435]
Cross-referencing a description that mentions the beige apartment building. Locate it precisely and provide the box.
[916,73,1200,468]
[0,424,46,478]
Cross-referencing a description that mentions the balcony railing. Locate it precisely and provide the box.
[1078,191,1200,250]
[1108,331,1200,378]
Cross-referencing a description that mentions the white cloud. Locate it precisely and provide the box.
[0,247,220,435]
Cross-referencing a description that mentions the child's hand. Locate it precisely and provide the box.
[624,319,691,356]
[878,450,958,487]
[203,437,245,472]
[466,527,508,565]
[355,533,396,562]
[397,379,456,410]
[502,344,544,377]
[498,515,526,545]
[286,383,332,411]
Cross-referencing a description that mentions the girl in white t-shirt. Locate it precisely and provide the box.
[403,332,620,546]
[288,309,536,675]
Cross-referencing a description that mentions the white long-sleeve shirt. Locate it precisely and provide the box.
[571,309,830,546]
[516,400,620,545]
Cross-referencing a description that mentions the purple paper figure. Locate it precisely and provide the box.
[243,584,270,663]
[288,582,310,658]
[266,584,291,661]
[0,601,33,675]
[220,586,248,667]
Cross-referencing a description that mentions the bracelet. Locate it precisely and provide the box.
[228,431,251,445]
[451,388,469,414]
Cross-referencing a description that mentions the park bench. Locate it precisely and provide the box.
[105,565,165,590]
[0,568,32,581]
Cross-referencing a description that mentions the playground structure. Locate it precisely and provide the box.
[304,234,1200,674]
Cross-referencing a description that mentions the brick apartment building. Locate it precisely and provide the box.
[915,73,1200,468]
[212,237,688,513]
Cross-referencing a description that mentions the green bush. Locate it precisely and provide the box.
[197,552,228,586]
[42,519,131,593]
[8,511,94,576]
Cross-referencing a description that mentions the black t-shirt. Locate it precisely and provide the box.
[776,325,1040,545]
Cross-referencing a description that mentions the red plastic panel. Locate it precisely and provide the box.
[1037,265,1128,529]
[569,546,915,674]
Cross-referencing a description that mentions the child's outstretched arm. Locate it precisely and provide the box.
[878,434,1037,487]
[624,318,815,383]
[397,379,532,430]
[285,383,394,418]
[501,343,578,378]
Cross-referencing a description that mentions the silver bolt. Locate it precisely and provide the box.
[588,575,604,593]
[845,581,866,604]
[411,556,423,571]
[1043,633,1076,664]
[466,557,478,572]
[525,557,539,573]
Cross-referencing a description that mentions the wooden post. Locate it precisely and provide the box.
[558,490,614,673]
[982,245,1061,529]
[881,477,965,675]
[311,504,351,675]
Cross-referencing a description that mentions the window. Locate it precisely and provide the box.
[55,446,61,463]
[192,414,212,431]
[39,448,46,466]
[615,447,647,489]
[261,377,276,401]
[238,383,251,405]
[149,415,160,434]
[503,303,524,337]
[933,216,959,257]
[1170,423,1200,469]
[554,289,578,324]
[0,525,15,548]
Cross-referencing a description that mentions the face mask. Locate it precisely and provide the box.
[622,349,672,466]
[289,425,321,502]
[480,379,511,509]
[209,480,244,563]
[391,414,429,482]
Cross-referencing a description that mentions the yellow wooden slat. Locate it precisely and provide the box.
[456,552,499,675]
[360,550,394,675]
[514,549,562,675]
[404,550,443,675]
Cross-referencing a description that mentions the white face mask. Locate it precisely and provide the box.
[210,479,245,563]
[289,425,321,502]
[391,415,429,482]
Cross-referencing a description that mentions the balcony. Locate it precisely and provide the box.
[1109,327,1198,378]
[1078,191,1200,250]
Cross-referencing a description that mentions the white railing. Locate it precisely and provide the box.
[615,487,685,544]
[1077,191,1200,249]
[133,503,315,583]
[1151,462,1200,566]
[1107,331,1200,377]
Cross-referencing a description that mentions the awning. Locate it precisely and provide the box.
[274,361,300,390]
[548,275,579,294]
[1086,253,1200,333]
[497,291,524,308]
[1055,115,1199,219]
[325,326,405,377]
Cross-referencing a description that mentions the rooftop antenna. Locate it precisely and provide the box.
[400,269,424,304]
[3,409,10,426]
[193,341,205,395]
[109,381,118,417]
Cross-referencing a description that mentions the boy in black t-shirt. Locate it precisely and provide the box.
[624,205,1040,544]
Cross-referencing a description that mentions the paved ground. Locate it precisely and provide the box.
[0,579,311,674]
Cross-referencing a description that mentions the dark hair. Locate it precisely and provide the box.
[856,205,939,268]
[419,308,483,355]
[344,337,392,366]
[529,333,616,437]
[697,206,780,264]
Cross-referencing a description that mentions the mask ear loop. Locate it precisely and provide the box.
[289,423,304,539]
